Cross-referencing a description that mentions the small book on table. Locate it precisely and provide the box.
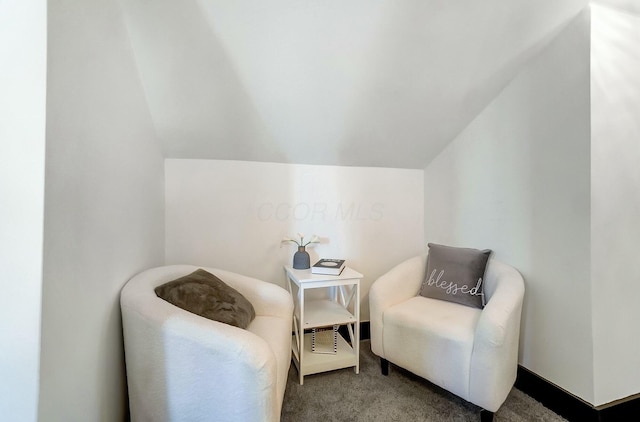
[312,259,346,275]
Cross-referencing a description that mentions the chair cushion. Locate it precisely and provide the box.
[382,296,481,399]
[155,268,256,328]
[419,243,491,309]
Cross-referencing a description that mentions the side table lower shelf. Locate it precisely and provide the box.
[291,332,358,379]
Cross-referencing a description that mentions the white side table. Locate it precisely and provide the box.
[284,266,363,385]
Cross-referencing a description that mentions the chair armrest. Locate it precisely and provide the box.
[128,265,293,320]
[469,262,525,412]
[213,269,293,320]
[369,255,426,356]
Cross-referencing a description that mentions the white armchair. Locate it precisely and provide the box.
[120,265,293,422]
[369,255,525,420]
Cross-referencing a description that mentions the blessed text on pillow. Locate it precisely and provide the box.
[419,243,492,309]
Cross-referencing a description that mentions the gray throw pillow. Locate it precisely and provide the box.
[419,243,492,309]
[155,268,256,329]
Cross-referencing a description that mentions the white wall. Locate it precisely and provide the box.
[165,159,424,320]
[424,12,594,403]
[591,3,640,406]
[0,1,47,421]
[39,1,165,420]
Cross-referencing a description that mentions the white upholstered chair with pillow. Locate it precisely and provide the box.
[369,248,525,421]
[120,265,293,422]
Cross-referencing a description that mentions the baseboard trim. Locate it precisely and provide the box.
[515,365,640,421]
[337,321,371,342]
[360,320,371,340]
[596,392,640,421]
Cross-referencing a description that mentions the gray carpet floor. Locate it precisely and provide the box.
[281,340,566,422]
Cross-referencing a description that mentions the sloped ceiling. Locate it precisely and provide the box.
[120,0,588,168]
[594,0,640,15]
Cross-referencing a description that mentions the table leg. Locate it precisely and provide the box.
[299,286,305,385]
[355,282,360,374]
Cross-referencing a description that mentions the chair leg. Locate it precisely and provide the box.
[480,409,494,422]
[380,358,389,376]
